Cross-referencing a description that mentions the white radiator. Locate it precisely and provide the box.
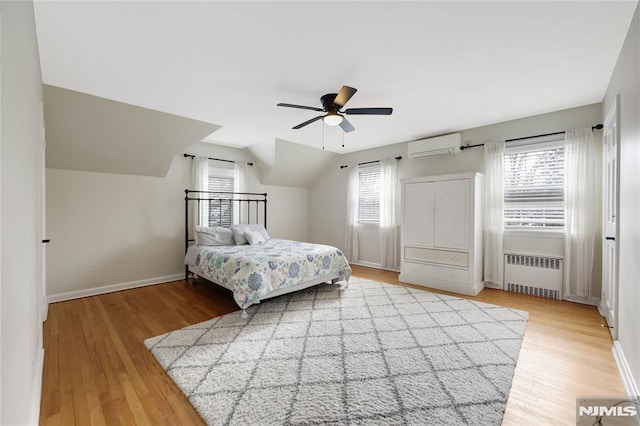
[504,253,564,300]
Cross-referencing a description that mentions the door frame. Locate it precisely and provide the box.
[599,96,620,339]
[39,104,47,323]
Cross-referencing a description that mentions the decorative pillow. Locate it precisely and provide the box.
[256,224,271,241]
[194,226,234,246]
[231,224,270,245]
[245,230,266,245]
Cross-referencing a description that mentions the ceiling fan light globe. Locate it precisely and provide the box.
[323,113,343,126]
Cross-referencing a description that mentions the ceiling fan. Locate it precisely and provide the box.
[277,85,392,133]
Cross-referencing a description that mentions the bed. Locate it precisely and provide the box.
[184,190,351,310]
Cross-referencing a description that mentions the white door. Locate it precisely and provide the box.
[600,100,618,339]
[434,179,469,250]
[403,182,434,247]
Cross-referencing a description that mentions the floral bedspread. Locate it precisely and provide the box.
[187,239,352,309]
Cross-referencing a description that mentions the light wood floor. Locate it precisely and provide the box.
[40,265,624,425]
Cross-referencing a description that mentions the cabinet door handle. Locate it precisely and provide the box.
[42,239,51,244]
[606,237,615,241]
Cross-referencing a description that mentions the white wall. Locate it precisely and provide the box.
[246,176,309,242]
[46,142,309,296]
[1,1,46,424]
[309,103,603,292]
[46,166,188,295]
[603,2,640,396]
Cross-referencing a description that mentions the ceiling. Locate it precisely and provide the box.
[33,1,637,154]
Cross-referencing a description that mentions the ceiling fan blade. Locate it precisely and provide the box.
[333,86,357,108]
[339,117,355,133]
[277,103,324,112]
[345,107,393,115]
[292,115,324,129]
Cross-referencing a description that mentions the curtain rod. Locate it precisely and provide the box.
[459,124,604,151]
[340,156,402,169]
[183,153,253,166]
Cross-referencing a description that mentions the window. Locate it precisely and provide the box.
[206,164,234,227]
[504,137,565,230]
[358,163,380,224]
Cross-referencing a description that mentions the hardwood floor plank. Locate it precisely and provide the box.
[113,397,137,426]
[39,265,625,425]
[119,377,154,425]
[166,393,207,426]
[42,412,62,426]
[85,391,107,426]
[98,390,122,426]
[93,297,150,398]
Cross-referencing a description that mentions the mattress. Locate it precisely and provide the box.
[185,239,351,309]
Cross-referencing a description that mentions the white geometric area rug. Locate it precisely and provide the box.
[145,278,528,426]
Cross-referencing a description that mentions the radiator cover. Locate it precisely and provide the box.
[504,253,563,300]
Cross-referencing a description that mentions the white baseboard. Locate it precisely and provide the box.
[28,346,45,426]
[42,294,48,323]
[351,260,382,269]
[350,261,400,273]
[399,273,484,296]
[47,273,184,303]
[483,281,503,290]
[612,340,640,398]
[564,295,601,306]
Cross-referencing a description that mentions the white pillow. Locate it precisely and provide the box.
[195,226,234,246]
[256,224,270,241]
[245,230,266,245]
[231,224,270,245]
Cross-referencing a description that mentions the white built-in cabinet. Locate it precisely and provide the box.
[399,172,484,296]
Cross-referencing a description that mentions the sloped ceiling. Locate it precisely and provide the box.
[33,1,638,153]
[249,139,336,187]
[44,85,219,177]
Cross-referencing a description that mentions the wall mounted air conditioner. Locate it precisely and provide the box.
[408,133,462,159]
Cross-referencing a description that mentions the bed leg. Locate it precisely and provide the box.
[185,266,189,283]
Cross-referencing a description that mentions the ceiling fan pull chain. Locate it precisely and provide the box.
[342,129,345,149]
[322,122,325,150]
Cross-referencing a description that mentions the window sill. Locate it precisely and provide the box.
[357,222,380,230]
[504,229,565,239]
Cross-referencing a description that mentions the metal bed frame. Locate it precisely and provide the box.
[184,189,267,280]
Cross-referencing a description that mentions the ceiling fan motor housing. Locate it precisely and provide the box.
[321,93,339,111]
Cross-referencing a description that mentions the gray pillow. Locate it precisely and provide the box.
[195,226,234,246]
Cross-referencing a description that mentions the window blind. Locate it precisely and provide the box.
[358,164,380,224]
[504,143,565,229]
[207,166,234,227]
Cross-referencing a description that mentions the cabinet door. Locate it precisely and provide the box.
[434,179,469,250]
[403,182,434,246]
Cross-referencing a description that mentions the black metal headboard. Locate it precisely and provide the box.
[184,189,267,248]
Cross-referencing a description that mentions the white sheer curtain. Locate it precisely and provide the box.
[345,166,359,262]
[483,140,505,288]
[564,128,598,299]
[233,162,246,193]
[379,159,399,269]
[192,156,208,230]
[233,162,246,224]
